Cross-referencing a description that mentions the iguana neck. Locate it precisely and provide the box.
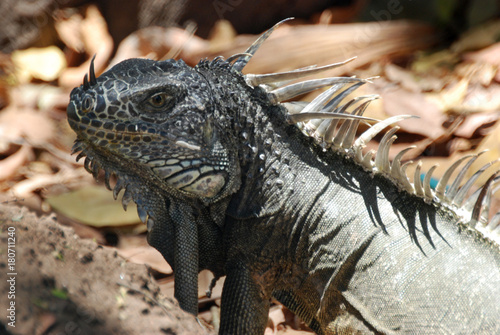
[195,59,280,166]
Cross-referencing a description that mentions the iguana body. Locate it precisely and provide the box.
[67,20,500,334]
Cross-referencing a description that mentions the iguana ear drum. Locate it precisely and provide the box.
[148,158,226,198]
[166,165,226,198]
[181,172,225,197]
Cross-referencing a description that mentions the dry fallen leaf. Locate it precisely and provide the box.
[384,63,421,92]
[451,20,500,53]
[426,78,469,112]
[278,328,315,334]
[467,118,500,186]
[0,106,56,146]
[454,112,499,138]
[208,20,238,52]
[379,85,447,140]
[158,277,175,299]
[0,145,32,181]
[198,269,223,300]
[109,26,209,68]
[455,61,497,86]
[11,46,67,83]
[462,82,500,112]
[411,49,458,75]
[198,20,438,76]
[58,5,113,88]
[463,41,500,68]
[10,167,88,198]
[266,305,286,334]
[54,10,85,53]
[157,270,223,300]
[117,241,173,274]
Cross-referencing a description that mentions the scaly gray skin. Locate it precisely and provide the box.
[67,21,500,334]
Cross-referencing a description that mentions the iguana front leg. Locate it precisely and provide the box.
[146,198,199,316]
[220,260,270,334]
[170,201,199,315]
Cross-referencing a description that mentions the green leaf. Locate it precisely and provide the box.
[32,298,49,309]
[47,186,141,228]
[51,288,69,300]
[52,250,64,261]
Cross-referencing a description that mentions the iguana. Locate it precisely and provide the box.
[67,19,500,334]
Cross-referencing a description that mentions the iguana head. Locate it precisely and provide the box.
[67,57,238,201]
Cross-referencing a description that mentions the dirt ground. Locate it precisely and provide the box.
[0,203,209,335]
[1,2,500,335]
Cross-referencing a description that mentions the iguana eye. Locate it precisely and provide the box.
[148,92,171,108]
[82,95,93,112]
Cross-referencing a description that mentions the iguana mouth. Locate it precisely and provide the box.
[68,121,160,143]
[67,102,162,143]
[69,105,203,154]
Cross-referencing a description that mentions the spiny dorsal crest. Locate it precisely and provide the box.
[229,18,500,246]
[77,19,500,246]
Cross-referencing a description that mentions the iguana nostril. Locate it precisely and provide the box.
[82,96,93,111]
[67,102,79,121]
